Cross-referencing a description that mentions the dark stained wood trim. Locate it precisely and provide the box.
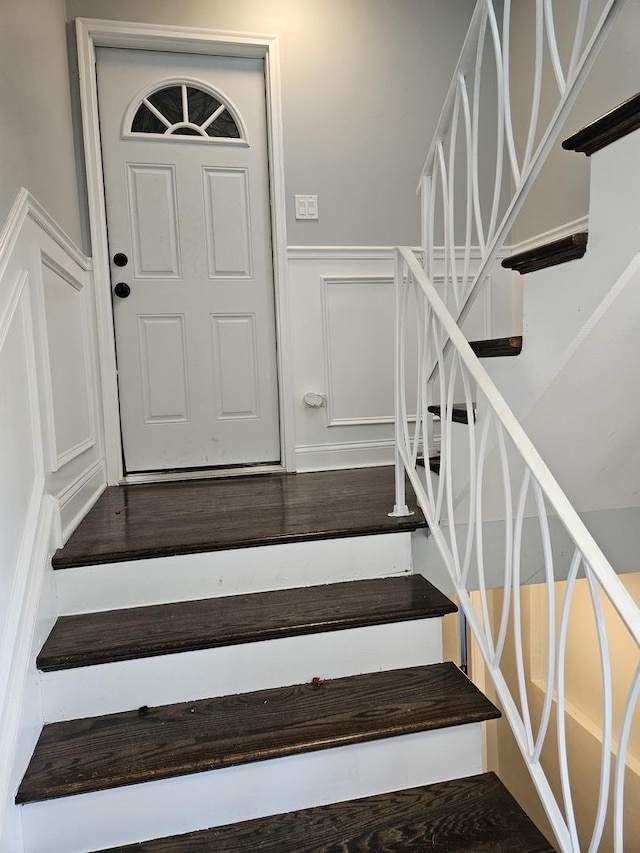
[427,404,475,425]
[17,663,500,804]
[501,233,588,275]
[37,576,456,672]
[52,467,426,570]
[469,335,522,358]
[417,456,441,475]
[93,773,555,852]
[562,91,640,156]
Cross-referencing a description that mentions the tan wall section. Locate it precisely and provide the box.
[476,576,640,852]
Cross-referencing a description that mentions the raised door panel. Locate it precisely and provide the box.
[203,168,253,279]
[211,314,259,419]
[137,315,190,423]
[127,164,181,279]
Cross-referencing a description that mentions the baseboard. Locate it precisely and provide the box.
[56,460,107,543]
[295,439,396,472]
[0,495,58,853]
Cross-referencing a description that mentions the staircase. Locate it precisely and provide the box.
[393,77,640,851]
[7,5,640,851]
[15,468,553,852]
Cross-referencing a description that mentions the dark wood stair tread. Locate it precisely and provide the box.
[52,467,426,570]
[37,576,456,671]
[416,456,441,474]
[17,663,499,804]
[562,90,640,156]
[501,232,588,275]
[93,773,554,852]
[469,335,522,358]
[427,404,475,425]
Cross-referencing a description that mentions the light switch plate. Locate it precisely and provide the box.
[295,194,319,220]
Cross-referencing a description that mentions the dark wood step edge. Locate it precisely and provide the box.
[416,456,441,474]
[427,403,476,425]
[37,576,457,672]
[562,91,640,156]
[91,773,555,853]
[16,664,500,804]
[501,232,588,275]
[51,520,427,570]
[469,335,522,358]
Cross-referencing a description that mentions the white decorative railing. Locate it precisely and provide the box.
[393,246,640,852]
[420,0,626,324]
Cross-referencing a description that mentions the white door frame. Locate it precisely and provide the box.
[76,18,296,484]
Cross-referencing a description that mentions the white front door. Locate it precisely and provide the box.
[96,47,280,473]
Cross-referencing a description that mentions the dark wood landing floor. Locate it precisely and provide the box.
[94,773,554,852]
[38,575,456,671]
[17,663,499,804]
[53,467,426,569]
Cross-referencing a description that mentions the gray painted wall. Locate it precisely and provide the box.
[0,0,83,245]
[511,0,640,242]
[65,0,477,247]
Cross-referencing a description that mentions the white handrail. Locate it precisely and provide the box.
[394,245,640,851]
[420,0,626,327]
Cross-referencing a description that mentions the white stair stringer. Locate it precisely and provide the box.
[55,532,413,615]
[40,618,443,722]
[20,723,484,853]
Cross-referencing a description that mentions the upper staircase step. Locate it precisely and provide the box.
[469,335,522,358]
[417,456,441,474]
[427,403,475,424]
[17,662,499,804]
[502,232,588,275]
[52,467,425,570]
[92,772,554,852]
[37,575,456,671]
[562,90,640,156]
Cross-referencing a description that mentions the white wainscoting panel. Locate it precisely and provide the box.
[322,276,411,426]
[0,189,105,852]
[288,246,506,471]
[39,255,95,469]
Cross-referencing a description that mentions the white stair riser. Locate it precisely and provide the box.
[55,533,413,615]
[20,723,484,853]
[41,619,443,722]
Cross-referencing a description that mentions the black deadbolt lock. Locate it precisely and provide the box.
[113,252,128,267]
[114,282,131,298]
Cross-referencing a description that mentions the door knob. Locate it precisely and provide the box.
[114,282,131,298]
[113,252,128,267]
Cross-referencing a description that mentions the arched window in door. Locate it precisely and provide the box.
[126,81,245,141]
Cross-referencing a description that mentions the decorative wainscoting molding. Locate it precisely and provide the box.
[0,189,105,852]
[321,275,398,427]
[288,245,499,471]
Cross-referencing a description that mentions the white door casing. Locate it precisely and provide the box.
[75,19,295,483]
[97,48,280,472]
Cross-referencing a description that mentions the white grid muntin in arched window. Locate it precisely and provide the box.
[122,78,249,145]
